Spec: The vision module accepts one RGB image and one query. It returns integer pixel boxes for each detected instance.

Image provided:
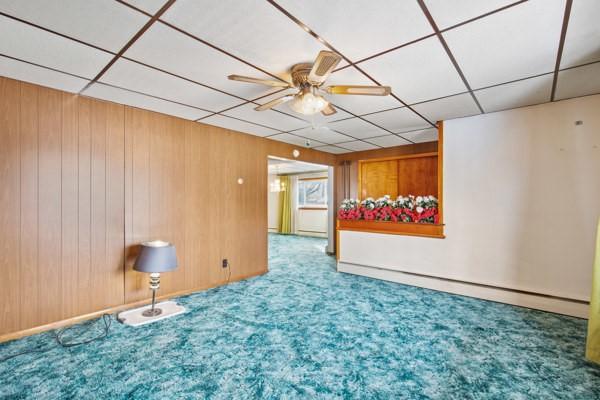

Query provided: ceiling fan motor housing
[291,63,314,88]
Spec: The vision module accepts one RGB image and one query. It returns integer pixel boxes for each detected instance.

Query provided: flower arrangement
[338,195,439,224]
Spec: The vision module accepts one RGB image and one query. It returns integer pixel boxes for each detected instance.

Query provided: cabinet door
[360,160,398,199]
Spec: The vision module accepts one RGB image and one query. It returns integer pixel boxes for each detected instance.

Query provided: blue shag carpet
[1,234,599,399]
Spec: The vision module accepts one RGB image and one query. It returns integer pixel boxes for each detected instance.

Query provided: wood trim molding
[298,207,327,210]
[358,151,438,164]
[337,219,445,239]
[0,269,267,344]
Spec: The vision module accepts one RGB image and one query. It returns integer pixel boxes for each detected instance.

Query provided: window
[298,178,327,208]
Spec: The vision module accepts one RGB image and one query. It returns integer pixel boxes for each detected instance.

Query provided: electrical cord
[0,314,112,363]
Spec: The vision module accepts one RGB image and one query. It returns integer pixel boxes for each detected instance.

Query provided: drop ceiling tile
[0,55,89,93]
[400,128,439,143]
[443,0,565,88]
[560,0,600,68]
[475,74,553,113]
[555,62,600,101]
[200,115,281,137]
[362,107,431,133]
[268,133,325,148]
[325,67,401,115]
[100,58,240,112]
[275,0,432,61]
[223,103,308,131]
[125,22,281,100]
[162,0,330,77]
[412,93,480,123]
[338,140,379,151]
[121,0,168,14]
[327,117,389,139]
[83,83,210,120]
[424,0,518,30]
[314,145,351,154]
[360,36,467,104]
[0,15,112,78]
[0,0,149,52]
[365,135,412,148]
[292,126,355,144]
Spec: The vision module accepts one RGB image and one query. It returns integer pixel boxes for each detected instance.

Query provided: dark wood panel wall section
[0,77,336,339]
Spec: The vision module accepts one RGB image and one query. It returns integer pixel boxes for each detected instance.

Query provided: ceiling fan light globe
[289,92,328,115]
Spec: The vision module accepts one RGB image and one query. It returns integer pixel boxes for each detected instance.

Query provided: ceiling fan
[228,51,391,116]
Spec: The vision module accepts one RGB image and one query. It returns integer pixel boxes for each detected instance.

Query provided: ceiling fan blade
[254,95,295,111]
[308,51,342,85]
[321,103,337,116]
[228,75,290,88]
[325,85,391,96]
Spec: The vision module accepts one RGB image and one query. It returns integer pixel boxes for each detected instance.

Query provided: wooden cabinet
[359,153,438,199]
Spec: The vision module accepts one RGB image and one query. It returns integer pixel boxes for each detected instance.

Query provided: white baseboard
[337,262,589,318]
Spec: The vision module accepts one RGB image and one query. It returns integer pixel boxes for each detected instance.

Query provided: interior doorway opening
[267,156,335,256]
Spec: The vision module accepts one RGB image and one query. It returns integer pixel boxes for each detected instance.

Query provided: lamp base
[117,301,185,327]
[142,308,163,317]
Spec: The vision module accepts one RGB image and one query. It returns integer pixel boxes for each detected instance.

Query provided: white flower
[416,196,423,203]
[416,206,424,213]
[429,195,435,201]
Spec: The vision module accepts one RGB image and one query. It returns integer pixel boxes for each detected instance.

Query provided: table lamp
[117,240,185,326]
[134,240,178,317]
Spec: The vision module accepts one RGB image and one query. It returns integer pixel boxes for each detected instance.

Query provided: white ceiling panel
[268,133,325,148]
[555,62,600,101]
[275,0,432,61]
[0,15,112,78]
[365,135,412,148]
[83,83,211,120]
[338,140,379,151]
[412,93,480,123]
[100,58,240,112]
[400,128,439,143]
[314,145,350,154]
[125,22,281,100]
[475,74,553,113]
[327,117,390,139]
[325,67,401,115]
[424,0,517,30]
[0,0,149,52]
[162,0,330,77]
[200,114,281,137]
[560,0,600,68]
[444,0,565,89]
[362,107,431,133]
[122,0,169,15]
[0,55,89,93]
[292,126,355,144]
[360,36,467,104]
[223,103,308,132]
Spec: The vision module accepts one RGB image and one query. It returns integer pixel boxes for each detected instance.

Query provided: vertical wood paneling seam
[36,85,40,318]
[123,108,126,304]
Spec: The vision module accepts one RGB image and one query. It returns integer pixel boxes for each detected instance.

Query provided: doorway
[267,156,335,254]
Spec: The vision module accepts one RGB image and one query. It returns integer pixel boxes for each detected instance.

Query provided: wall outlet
[222,259,229,269]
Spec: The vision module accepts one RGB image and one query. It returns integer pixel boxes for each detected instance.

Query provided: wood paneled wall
[0,79,125,335]
[358,154,438,199]
[335,141,439,204]
[0,77,335,338]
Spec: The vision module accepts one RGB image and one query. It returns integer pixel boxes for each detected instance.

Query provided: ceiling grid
[0,0,597,153]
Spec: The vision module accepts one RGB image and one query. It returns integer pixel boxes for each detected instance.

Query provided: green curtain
[278,176,293,234]
[587,218,600,364]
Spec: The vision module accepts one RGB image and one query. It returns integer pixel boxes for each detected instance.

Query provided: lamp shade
[134,241,177,273]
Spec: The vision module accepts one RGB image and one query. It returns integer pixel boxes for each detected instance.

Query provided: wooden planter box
[337,219,445,239]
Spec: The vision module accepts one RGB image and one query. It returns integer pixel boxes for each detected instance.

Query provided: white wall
[268,174,280,232]
[339,94,600,315]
